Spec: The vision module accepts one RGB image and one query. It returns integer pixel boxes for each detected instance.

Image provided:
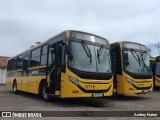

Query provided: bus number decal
[72,90,79,94]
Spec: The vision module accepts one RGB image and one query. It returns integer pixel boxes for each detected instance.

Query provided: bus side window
[41,45,48,65]
[112,51,117,72]
[12,58,17,70]
[17,56,23,69]
[7,60,12,71]
[23,56,29,70]
[30,48,41,67]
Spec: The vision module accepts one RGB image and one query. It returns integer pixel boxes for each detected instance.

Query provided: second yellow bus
[110,41,153,95]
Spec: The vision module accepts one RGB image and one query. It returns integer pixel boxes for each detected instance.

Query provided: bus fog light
[69,76,78,86]
[126,78,133,85]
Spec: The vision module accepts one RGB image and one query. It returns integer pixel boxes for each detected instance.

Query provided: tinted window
[41,55,47,65]
[41,45,48,65]
[23,56,29,70]
[31,48,41,58]
[30,48,41,67]
[156,62,160,75]
[17,56,23,69]
[12,58,17,70]
[42,45,47,55]
[7,60,12,70]
[30,57,40,66]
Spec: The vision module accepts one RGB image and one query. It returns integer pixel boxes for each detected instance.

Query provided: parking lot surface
[0,85,160,120]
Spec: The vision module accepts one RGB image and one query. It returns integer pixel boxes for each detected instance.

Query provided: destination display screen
[71,32,109,46]
[123,42,147,51]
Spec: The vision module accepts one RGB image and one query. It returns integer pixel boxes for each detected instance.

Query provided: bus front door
[46,42,65,95]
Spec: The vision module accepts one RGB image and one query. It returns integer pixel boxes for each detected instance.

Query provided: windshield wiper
[141,51,151,73]
[131,49,141,67]
[81,40,92,64]
[131,50,150,73]
[97,45,104,64]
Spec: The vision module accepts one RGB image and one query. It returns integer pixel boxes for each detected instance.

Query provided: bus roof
[9,30,109,60]
[110,41,148,51]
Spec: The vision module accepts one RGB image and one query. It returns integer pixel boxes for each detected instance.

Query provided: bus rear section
[150,56,160,87]
[110,41,153,95]
[6,30,113,101]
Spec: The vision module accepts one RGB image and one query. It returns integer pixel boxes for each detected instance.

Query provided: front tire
[41,83,51,102]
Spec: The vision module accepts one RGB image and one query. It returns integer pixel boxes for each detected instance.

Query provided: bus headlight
[69,76,78,86]
[111,80,113,86]
[126,78,133,85]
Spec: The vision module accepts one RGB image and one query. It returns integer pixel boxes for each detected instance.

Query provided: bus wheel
[41,84,51,102]
[13,81,18,94]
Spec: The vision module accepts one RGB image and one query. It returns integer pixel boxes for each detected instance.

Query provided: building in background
[0,56,9,84]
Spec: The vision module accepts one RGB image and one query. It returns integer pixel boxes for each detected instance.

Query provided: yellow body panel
[150,57,160,87]
[155,76,160,87]
[6,58,113,98]
[6,71,45,94]
[116,72,153,94]
[60,69,113,98]
[27,76,45,94]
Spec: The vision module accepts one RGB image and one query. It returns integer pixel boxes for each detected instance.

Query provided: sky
[0,0,160,57]
[148,42,160,57]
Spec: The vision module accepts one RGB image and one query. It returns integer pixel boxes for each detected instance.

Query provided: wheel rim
[43,87,48,99]
[13,83,16,92]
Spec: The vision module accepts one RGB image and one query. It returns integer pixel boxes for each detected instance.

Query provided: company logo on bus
[137,84,144,87]
[85,85,95,89]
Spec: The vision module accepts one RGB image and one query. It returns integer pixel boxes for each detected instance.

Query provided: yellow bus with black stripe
[110,41,153,95]
[6,30,113,101]
[150,56,160,87]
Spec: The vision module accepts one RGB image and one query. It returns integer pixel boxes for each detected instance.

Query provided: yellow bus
[150,56,160,87]
[110,41,153,95]
[6,30,113,101]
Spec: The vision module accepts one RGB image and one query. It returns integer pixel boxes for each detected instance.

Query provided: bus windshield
[156,62,160,75]
[68,41,111,73]
[123,50,151,74]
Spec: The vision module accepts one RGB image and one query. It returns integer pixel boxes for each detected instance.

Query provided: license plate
[143,89,149,93]
[93,93,103,97]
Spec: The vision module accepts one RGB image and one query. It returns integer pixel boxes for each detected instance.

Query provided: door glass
[48,47,55,67]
